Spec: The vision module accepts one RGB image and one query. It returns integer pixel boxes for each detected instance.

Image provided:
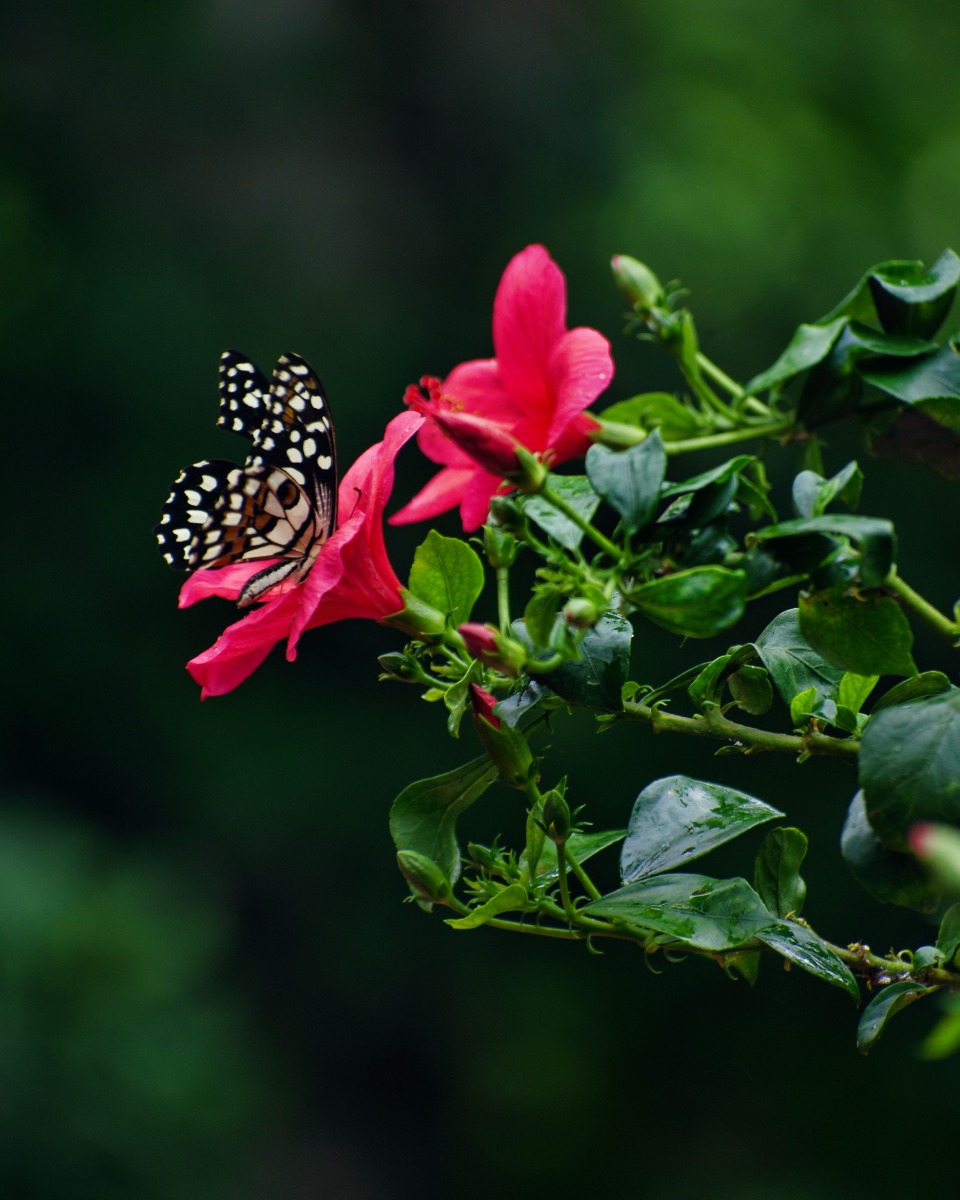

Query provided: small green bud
[542,787,571,844]
[470,686,536,789]
[377,651,422,682]
[482,522,519,569]
[396,850,453,904]
[611,254,664,311]
[488,494,527,534]
[563,597,600,629]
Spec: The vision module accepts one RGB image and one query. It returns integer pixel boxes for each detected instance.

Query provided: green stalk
[884,569,960,644]
[538,483,621,559]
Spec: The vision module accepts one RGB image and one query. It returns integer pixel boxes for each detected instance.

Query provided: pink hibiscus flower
[390,244,614,532]
[179,410,423,699]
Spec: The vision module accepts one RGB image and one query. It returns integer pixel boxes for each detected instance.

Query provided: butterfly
[155,350,338,608]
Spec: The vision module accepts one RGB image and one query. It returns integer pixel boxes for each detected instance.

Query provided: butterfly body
[155,351,338,607]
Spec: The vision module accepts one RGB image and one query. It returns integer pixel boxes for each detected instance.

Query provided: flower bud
[563,597,600,629]
[542,787,572,844]
[470,685,535,790]
[487,494,527,534]
[611,255,664,311]
[377,651,422,682]
[396,850,453,904]
[458,624,528,675]
[482,523,519,569]
[910,822,960,891]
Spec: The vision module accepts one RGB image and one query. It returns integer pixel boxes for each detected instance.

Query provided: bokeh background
[4,2,960,1196]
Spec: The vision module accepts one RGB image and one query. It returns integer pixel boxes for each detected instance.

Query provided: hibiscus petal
[545,326,614,446]
[177,560,278,608]
[492,244,566,415]
[186,587,301,698]
[389,465,475,525]
[459,467,504,532]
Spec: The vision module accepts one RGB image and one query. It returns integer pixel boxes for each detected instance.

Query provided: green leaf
[538,612,633,710]
[443,663,482,737]
[792,461,863,519]
[727,664,773,715]
[523,588,564,651]
[871,671,952,712]
[389,756,499,888]
[799,587,916,677]
[630,566,746,638]
[860,342,960,408]
[753,827,808,917]
[840,791,942,912]
[522,828,627,885]
[686,655,731,711]
[857,981,932,1054]
[585,430,667,534]
[838,672,879,714]
[600,391,702,438]
[867,249,960,338]
[743,318,847,396]
[755,609,845,707]
[859,688,960,849]
[445,884,528,929]
[936,903,960,968]
[660,455,756,499]
[585,873,775,952]
[620,775,783,884]
[520,475,600,551]
[755,921,859,1001]
[919,1003,960,1060]
[751,514,894,587]
[407,530,485,627]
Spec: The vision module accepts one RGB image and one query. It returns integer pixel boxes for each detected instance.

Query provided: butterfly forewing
[155,351,338,604]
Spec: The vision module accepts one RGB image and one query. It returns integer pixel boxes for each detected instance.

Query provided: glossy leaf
[521,475,600,551]
[799,587,916,677]
[751,514,894,587]
[871,671,951,713]
[445,884,528,929]
[743,318,847,396]
[838,672,879,714]
[840,791,941,912]
[860,343,960,409]
[408,530,485,627]
[727,664,773,715]
[390,756,499,888]
[585,873,775,952]
[538,612,633,710]
[755,609,844,707]
[867,248,960,338]
[859,688,960,849]
[600,391,702,438]
[755,921,859,1001]
[687,655,731,711]
[753,827,808,917]
[620,776,782,884]
[585,430,667,533]
[792,461,863,519]
[857,981,931,1054]
[630,566,746,638]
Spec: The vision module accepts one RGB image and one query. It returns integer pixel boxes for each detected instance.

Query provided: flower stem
[564,845,602,901]
[538,482,621,559]
[496,565,512,633]
[663,418,794,456]
[884,569,960,644]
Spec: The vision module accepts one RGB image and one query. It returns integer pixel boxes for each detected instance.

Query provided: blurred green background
[3,2,960,1196]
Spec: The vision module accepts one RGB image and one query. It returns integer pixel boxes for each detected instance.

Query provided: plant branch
[621,698,859,759]
[885,569,960,644]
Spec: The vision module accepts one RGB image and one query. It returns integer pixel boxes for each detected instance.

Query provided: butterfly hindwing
[155,352,338,604]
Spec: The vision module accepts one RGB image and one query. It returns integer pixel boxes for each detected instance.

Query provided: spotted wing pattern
[155,351,338,606]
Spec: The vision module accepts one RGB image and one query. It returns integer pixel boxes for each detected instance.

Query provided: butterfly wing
[154,351,339,602]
